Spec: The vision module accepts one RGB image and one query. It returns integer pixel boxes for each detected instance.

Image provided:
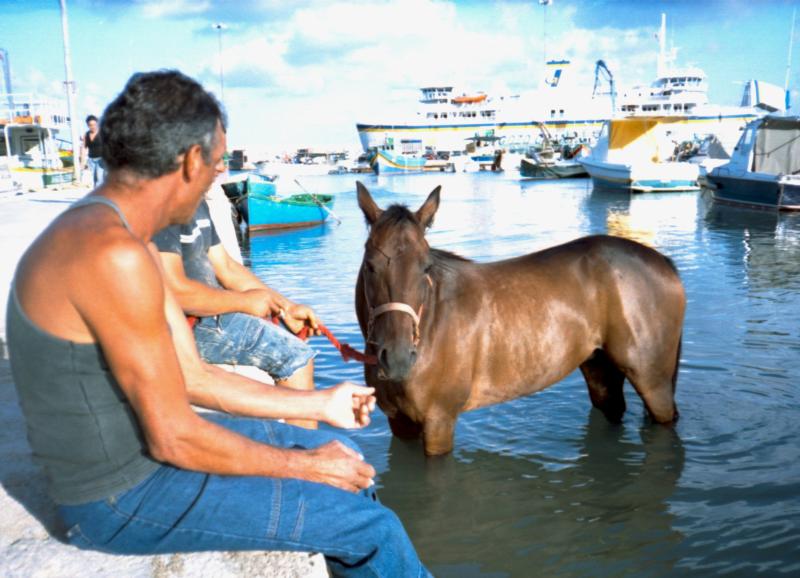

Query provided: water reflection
[701,200,800,292]
[380,410,685,578]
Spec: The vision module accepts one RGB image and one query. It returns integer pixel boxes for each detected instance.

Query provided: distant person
[81,114,104,187]
[7,69,430,578]
[152,199,321,429]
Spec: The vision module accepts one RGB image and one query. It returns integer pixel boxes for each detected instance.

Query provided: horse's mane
[373,204,472,267]
[375,203,419,227]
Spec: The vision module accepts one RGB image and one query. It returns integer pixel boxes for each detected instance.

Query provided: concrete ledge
[0,358,328,578]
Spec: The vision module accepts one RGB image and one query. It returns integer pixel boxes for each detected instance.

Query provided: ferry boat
[703,115,800,211]
[355,14,783,173]
[356,61,608,162]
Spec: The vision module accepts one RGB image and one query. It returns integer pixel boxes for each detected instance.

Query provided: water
[243,172,800,577]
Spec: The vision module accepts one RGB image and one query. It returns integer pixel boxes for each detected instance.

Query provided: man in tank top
[82,114,104,187]
[7,70,430,577]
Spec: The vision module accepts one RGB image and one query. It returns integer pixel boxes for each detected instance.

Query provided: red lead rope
[270,316,377,365]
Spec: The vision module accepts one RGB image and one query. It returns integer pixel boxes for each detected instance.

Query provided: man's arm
[207,243,320,334]
[153,244,375,429]
[159,250,281,318]
[76,238,374,492]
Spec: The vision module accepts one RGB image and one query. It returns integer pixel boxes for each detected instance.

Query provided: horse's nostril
[409,349,418,364]
[379,348,389,368]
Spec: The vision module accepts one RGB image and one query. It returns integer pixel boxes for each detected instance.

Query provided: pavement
[0,184,327,578]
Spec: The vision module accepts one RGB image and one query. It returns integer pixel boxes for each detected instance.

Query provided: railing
[0,92,71,130]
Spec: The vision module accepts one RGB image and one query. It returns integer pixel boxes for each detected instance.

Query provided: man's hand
[282,303,321,336]
[321,383,376,429]
[241,288,283,318]
[300,440,376,493]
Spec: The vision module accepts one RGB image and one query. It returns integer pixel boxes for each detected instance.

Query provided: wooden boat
[245,177,335,231]
[520,155,588,178]
[703,115,800,211]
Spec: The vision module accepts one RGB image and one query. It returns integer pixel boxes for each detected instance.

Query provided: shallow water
[244,172,800,577]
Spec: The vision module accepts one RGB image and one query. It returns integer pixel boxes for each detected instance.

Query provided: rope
[271,316,377,365]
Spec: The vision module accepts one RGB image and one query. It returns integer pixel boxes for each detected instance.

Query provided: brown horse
[355,182,686,456]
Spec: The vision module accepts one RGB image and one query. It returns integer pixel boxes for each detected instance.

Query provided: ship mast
[785,7,796,111]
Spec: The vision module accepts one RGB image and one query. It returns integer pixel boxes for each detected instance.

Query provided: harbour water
[245,172,800,577]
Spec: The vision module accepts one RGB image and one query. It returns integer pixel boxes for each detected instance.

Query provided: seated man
[7,69,430,578]
[153,191,319,428]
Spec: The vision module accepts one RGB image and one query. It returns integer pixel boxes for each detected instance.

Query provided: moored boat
[580,116,702,192]
[519,124,589,179]
[222,175,336,231]
[374,148,452,174]
[702,115,800,210]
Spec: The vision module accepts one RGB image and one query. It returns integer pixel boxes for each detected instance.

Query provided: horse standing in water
[355,183,686,456]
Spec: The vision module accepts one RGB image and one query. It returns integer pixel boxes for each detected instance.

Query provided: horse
[354,182,686,456]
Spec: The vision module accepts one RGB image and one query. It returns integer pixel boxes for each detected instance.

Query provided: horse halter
[365,274,433,348]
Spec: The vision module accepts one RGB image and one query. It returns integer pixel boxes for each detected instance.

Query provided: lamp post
[213,23,225,102]
[59,0,81,184]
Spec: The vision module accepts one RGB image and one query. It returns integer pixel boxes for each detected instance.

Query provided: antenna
[785,7,796,111]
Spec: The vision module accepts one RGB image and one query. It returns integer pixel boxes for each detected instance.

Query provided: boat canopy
[606,117,686,163]
[753,117,800,175]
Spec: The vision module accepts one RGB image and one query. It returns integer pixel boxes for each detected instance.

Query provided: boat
[579,116,703,192]
[221,175,336,231]
[357,66,607,160]
[374,145,452,174]
[519,123,589,179]
[1,50,73,190]
[1,92,73,190]
[356,14,781,163]
[702,115,800,210]
[246,177,335,231]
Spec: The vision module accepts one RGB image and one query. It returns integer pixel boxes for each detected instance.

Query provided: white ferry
[357,60,608,161]
[356,14,784,173]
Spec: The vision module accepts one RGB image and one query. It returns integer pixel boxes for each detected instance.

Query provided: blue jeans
[87,157,104,187]
[194,313,315,380]
[58,415,431,578]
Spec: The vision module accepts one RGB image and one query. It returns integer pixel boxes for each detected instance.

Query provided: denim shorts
[194,312,315,380]
[58,415,431,578]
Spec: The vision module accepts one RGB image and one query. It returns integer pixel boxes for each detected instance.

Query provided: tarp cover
[754,117,800,175]
[607,117,687,163]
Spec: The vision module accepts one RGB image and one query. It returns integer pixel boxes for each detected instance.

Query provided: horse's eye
[365,261,375,274]
[423,264,433,275]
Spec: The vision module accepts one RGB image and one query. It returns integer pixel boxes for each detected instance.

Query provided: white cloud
[140,0,211,19]
[196,0,667,151]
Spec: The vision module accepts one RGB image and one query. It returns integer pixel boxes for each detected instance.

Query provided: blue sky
[1,0,797,156]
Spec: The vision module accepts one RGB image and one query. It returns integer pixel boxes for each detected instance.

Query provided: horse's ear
[356,181,382,226]
[416,185,441,230]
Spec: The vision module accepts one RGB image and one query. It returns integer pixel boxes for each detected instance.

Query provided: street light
[213,22,226,102]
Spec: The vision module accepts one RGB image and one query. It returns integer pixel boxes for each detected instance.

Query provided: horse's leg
[580,348,626,422]
[613,341,681,424]
[388,412,423,439]
[422,410,457,456]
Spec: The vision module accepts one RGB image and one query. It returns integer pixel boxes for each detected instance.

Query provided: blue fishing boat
[374,148,452,174]
[243,176,335,231]
[703,115,800,211]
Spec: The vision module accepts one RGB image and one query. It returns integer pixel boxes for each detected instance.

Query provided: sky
[1,0,798,158]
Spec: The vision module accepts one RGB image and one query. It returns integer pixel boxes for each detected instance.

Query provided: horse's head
[357,181,440,381]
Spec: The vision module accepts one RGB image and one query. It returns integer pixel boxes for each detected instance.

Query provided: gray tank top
[6,196,159,505]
